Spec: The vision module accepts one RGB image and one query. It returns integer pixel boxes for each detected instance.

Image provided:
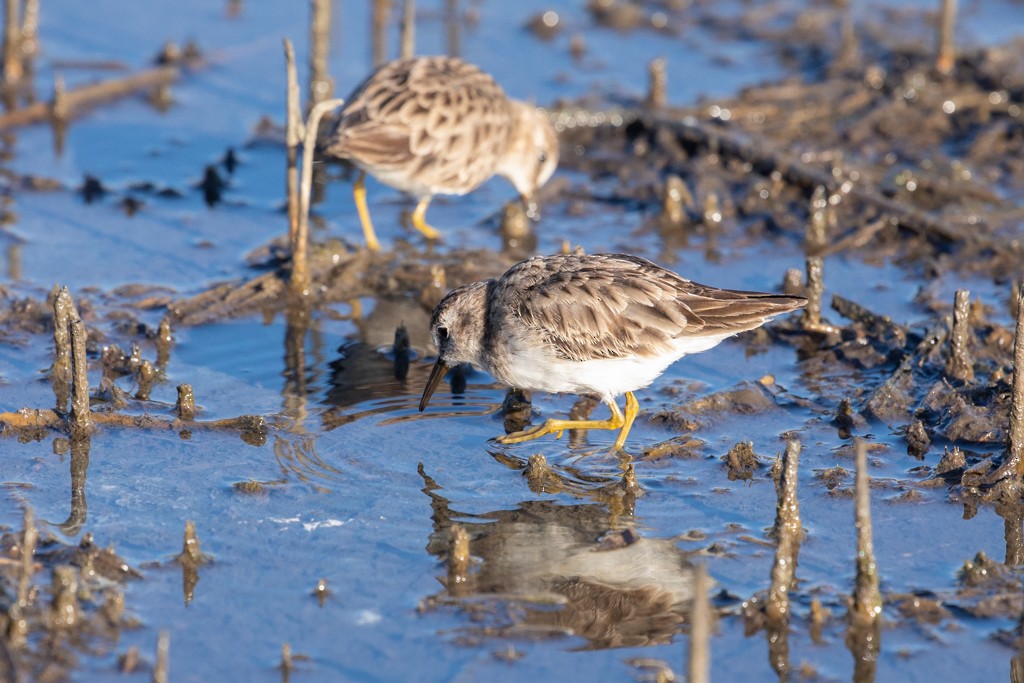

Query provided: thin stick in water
[372,0,390,66]
[309,0,334,106]
[767,439,802,626]
[69,319,92,435]
[646,57,666,109]
[52,286,75,412]
[1011,284,1024,478]
[400,0,415,60]
[851,438,882,624]
[294,97,346,294]
[2,0,22,83]
[283,39,303,253]
[945,289,974,382]
[802,256,824,328]
[935,0,957,76]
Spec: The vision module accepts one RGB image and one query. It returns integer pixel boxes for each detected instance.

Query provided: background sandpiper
[323,56,560,251]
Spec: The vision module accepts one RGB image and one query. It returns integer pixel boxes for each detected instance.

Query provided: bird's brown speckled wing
[323,57,516,194]
[500,254,805,362]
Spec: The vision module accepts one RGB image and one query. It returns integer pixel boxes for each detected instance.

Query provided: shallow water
[3,1,1024,681]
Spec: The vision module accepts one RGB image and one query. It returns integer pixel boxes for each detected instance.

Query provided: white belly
[492,332,734,401]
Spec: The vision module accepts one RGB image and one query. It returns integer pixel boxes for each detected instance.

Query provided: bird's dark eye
[437,326,449,342]
[538,152,548,164]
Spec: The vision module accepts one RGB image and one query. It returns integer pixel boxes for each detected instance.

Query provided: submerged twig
[0,406,266,434]
[0,66,180,130]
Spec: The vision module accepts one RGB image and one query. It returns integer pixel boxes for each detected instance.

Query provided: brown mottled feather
[324,57,516,196]
[496,254,805,362]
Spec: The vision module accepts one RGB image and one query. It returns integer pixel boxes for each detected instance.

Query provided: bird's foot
[410,210,442,240]
[496,417,622,445]
[496,419,564,444]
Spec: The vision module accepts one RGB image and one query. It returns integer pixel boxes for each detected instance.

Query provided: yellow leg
[411,196,442,240]
[353,172,382,252]
[497,394,638,448]
[613,392,640,451]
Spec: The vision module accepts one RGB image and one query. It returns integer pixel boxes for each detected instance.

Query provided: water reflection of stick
[688,563,711,683]
[9,506,37,647]
[0,65,179,130]
[447,524,471,597]
[58,434,90,537]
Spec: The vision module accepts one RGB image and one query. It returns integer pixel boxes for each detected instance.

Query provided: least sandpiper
[323,56,559,251]
[419,253,806,450]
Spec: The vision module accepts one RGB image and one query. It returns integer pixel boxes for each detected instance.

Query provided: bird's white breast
[490,331,735,401]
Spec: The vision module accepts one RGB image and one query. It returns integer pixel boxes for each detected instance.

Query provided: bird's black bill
[419,359,451,412]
